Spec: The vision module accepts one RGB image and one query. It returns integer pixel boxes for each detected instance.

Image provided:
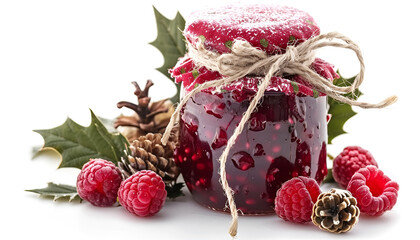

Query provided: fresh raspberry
[333,146,378,188]
[118,170,167,217]
[76,159,122,207]
[347,165,399,216]
[274,176,321,223]
[185,5,319,54]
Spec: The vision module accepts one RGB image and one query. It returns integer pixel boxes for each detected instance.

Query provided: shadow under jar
[174,89,328,214]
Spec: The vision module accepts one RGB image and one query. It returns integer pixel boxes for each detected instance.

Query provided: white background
[1,0,419,239]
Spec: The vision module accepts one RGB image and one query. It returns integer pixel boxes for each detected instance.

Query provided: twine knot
[162,32,397,238]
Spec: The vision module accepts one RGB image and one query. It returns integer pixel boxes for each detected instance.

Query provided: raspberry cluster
[76,159,122,207]
[77,159,167,216]
[347,165,399,216]
[334,147,399,216]
[274,146,399,230]
[118,170,167,217]
[274,176,321,223]
[333,146,378,188]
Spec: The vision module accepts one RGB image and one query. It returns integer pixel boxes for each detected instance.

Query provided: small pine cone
[312,189,360,233]
[118,132,179,184]
[115,80,175,142]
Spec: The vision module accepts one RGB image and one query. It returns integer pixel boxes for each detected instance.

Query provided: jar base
[191,195,276,216]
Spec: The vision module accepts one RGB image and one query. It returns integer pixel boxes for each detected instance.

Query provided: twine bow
[162,32,397,238]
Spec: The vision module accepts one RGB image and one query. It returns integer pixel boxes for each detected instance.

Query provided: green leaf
[165,182,185,199]
[313,89,319,98]
[290,81,299,94]
[327,72,362,144]
[34,110,130,169]
[191,69,199,79]
[198,35,206,42]
[260,38,268,48]
[225,40,233,49]
[31,145,59,159]
[149,6,186,104]
[322,168,336,184]
[97,116,117,133]
[26,182,80,202]
[288,35,296,44]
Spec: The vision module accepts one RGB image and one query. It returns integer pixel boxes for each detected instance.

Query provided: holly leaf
[34,109,130,169]
[327,72,362,144]
[165,182,185,199]
[149,6,186,103]
[97,116,117,133]
[26,182,80,202]
[322,168,336,184]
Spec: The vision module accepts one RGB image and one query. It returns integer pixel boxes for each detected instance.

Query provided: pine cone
[115,80,174,142]
[312,189,360,233]
[118,133,179,184]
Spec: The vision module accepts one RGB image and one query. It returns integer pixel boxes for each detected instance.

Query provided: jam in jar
[174,87,328,214]
[171,5,337,214]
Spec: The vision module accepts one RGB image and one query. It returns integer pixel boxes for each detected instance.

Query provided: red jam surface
[175,91,328,214]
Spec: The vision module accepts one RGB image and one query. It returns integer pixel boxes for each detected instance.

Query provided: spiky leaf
[34,110,130,169]
[97,116,117,133]
[26,182,80,202]
[165,182,185,199]
[322,168,336,184]
[327,73,362,144]
[149,6,186,103]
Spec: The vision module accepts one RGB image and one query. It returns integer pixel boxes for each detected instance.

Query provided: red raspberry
[76,159,122,207]
[118,170,167,217]
[274,176,321,223]
[347,165,399,216]
[333,146,378,188]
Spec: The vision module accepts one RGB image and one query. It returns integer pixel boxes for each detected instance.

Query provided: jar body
[174,90,328,214]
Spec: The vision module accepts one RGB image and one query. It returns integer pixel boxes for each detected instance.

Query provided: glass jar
[171,4,333,215]
[174,87,328,214]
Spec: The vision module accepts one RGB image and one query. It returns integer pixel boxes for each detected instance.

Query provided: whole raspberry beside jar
[333,146,378,188]
[347,165,399,216]
[274,176,321,223]
[118,170,167,217]
[76,159,122,207]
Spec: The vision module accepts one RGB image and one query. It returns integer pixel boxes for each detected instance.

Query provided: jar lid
[184,5,320,54]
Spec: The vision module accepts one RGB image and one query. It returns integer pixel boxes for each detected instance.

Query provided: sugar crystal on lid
[185,5,319,54]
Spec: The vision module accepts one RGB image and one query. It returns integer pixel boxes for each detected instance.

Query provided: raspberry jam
[175,90,328,214]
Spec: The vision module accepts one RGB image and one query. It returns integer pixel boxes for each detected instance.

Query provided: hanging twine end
[229,221,238,238]
[386,95,398,106]
[358,95,398,109]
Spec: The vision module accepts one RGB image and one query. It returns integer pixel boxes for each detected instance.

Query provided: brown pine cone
[118,132,179,184]
[312,189,360,233]
[115,80,174,142]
